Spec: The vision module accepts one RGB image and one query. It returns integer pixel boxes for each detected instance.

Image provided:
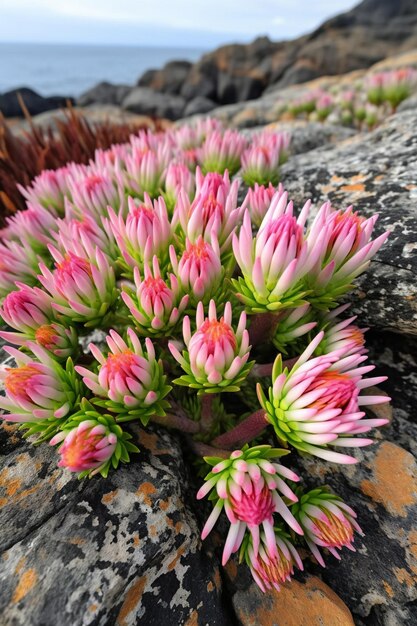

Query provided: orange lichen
[13,569,38,603]
[136,482,157,506]
[116,576,146,626]
[361,442,417,517]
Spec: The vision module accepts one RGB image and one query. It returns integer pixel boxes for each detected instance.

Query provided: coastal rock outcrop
[77,82,132,108]
[122,87,186,120]
[0,87,74,118]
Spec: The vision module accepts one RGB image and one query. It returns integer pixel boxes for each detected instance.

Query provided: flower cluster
[0,116,391,593]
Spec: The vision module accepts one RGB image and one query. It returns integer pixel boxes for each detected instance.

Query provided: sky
[0,0,358,48]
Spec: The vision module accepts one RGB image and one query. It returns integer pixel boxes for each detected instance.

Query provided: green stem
[211,409,268,450]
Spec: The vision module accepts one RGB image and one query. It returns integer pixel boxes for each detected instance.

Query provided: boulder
[138,60,192,95]
[180,71,217,102]
[293,439,417,626]
[183,96,216,117]
[77,81,131,107]
[0,88,74,118]
[280,108,417,335]
[0,424,231,626]
[216,73,264,105]
[122,88,185,120]
[137,68,159,88]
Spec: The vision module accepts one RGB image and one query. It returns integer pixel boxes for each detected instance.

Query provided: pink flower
[245,530,303,592]
[173,168,242,254]
[67,168,123,219]
[121,256,189,335]
[0,284,54,338]
[18,167,71,216]
[242,183,279,228]
[38,246,117,326]
[197,446,302,565]
[305,203,389,305]
[198,129,247,176]
[257,332,390,464]
[0,343,78,422]
[293,488,363,566]
[241,131,290,187]
[0,203,58,251]
[232,190,317,312]
[50,419,117,474]
[122,140,170,198]
[75,328,170,423]
[109,195,172,271]
[0,238,44,298]
[164,162,195,211]
[169,300,252,392]
[170,236,222,304]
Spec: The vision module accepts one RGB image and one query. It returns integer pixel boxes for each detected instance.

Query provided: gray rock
[397,93,417,112]
[122,88,185,120]
[0,424,230,626]
[136,61,191,96]
[216,73,264,105]
[183,96,216,117]
[77,81,132,107]
[280,108,417,334]
[293,438,417,626]
[137,68,159,88]
[180,72,217,102]
[0,87,74,118]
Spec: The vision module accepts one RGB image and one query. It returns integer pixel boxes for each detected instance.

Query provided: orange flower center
[56,254,92,278]
[106,350,137,377]
[183,238,211,263]
[5,365,39,399]
[315,511,354,547]
[35,325,57,348]
[62,430,102,467]
[199,318,236,351]
[142,276,169,303]
[257,550,293,585]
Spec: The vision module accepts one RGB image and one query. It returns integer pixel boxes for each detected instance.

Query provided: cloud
[0,0,358,45]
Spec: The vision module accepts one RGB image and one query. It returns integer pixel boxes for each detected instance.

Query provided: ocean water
[0,42,206,98]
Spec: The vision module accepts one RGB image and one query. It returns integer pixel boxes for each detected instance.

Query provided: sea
[0,42,207,98]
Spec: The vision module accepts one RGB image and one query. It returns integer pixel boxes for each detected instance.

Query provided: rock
[397,93,417,112]
[293,440,417,626]
[365,330,417,455]
[77,81,132,107]
[175,0,417,109]
[217,73,264,105]
[233,576,355,626]
[0,88,74,119]
[138,60,192,95]
[122,88,185,120]
[0,425,230,626]
[180,71,217,102]
[137,69,159,88]
[183,96,216,117]
[280,108,417,334]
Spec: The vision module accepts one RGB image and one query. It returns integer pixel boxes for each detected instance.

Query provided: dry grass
[0,102,167,225]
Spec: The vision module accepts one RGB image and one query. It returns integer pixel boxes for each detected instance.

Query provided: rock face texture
[0,425,231,626]
[279,108,417,335]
